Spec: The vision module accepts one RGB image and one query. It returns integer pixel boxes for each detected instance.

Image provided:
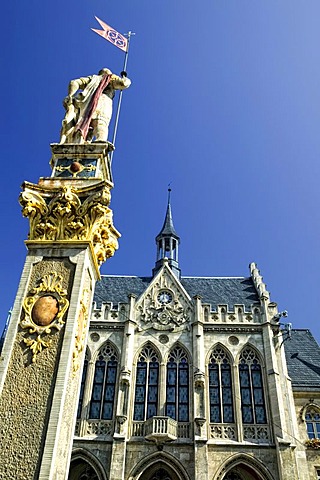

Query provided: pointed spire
[156,187,179,239]
[153,187,181,278]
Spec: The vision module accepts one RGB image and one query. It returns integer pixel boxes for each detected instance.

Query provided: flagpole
[110,31,134,164]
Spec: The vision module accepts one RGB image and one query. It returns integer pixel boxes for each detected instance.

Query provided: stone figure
[60,68,131,144]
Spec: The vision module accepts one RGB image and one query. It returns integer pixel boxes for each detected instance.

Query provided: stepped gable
[285,329,320,391]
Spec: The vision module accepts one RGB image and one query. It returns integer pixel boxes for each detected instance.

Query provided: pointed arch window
[77,356,88,418]
[209,347,234,423]
[166,346,189,421]
[305,406,320,439]
[89,343,118,420]
[133,345,160,421]
[239,348,267,424]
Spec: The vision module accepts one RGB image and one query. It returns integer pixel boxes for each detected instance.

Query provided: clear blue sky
[2,1,320,341]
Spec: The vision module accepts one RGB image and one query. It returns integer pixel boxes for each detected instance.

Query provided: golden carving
[24,335,51,361]
[20,185,119,266]
[20,272,69,362]
[73,288,89,376]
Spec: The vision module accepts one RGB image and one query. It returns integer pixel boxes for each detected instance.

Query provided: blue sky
[2,1,320,341]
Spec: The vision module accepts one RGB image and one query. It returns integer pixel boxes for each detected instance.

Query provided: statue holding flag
[60,68,131,144]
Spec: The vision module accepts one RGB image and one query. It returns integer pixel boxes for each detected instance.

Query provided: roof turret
[153,188,181,278]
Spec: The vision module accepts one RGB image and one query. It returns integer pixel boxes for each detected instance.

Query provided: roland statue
[60,68,131,144]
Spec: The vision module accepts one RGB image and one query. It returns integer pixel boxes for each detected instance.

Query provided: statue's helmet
[99,68,112,75]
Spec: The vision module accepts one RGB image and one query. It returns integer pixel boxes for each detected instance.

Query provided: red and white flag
[92,17,128,52]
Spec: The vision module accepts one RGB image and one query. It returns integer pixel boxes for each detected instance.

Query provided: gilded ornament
[20,184,120,266]
[73,288,90,376]
[20,272,69,362]
[24,335,51,363]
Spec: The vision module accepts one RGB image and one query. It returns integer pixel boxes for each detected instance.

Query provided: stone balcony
[144,416,178,443]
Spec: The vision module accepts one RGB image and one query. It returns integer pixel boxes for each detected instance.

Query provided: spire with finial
[153,187,181,278]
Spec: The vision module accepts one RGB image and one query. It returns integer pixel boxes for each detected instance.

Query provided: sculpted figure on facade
[60,68,131,144]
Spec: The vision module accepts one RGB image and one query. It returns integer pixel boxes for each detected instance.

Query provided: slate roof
[284,330,320,391]
[156,203,179,239]
[93,275,260,311]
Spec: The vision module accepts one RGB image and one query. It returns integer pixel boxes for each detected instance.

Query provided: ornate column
[0,142,120,479]
[192,295,209,480]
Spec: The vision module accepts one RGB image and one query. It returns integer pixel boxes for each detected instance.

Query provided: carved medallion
[20,272,69,362]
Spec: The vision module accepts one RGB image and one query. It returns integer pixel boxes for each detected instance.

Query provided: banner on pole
[92,16,128,52]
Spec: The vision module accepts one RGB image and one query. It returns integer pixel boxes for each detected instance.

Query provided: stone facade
[70,260,320,480]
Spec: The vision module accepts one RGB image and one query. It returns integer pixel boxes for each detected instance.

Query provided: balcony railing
[144,416,178,443]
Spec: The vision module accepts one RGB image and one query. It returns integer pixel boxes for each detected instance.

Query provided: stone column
[0,143,120,479]
[192,295,208,480]
[108,295,136,480]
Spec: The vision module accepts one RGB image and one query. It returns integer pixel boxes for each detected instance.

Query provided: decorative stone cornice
[20,182,120,267]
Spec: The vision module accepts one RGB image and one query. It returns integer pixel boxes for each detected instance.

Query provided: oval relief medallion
[32,295,59,326]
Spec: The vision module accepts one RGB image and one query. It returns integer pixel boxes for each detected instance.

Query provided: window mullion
[100,362,107,418]
[219,364,223,423]
[176,363,179,421]
[249,364,255,424]
[144,361,149,421]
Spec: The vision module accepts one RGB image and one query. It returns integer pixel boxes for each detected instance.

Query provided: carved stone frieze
[136,269,192,332]
[20,272,69,362]
[20,183,120,266]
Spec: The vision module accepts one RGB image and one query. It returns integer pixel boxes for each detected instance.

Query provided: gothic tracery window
[305,406,320,439]
[239,347,267,424]
[133,344,160,421]
[209,346,234,423]
[89,343,118,420]
[166,346,189,422]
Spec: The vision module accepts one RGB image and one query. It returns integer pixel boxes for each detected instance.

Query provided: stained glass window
[133,345,159,421]
[166,346,189,422]
[77,357,88,418]
[305,406,320,439]
[89,343,118,420]
[209,347,234,423]
[239,347,267,424]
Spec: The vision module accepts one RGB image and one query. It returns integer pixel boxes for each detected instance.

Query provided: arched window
[166,346,189,421]
[209,346,234,423]
[77,356,88,418]
[133,344,159,421]
[305,406,320,439]
[239,348,267,424]
[68,458,99,480]
[89,343,118,420]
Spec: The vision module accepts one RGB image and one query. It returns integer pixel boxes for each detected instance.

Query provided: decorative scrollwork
[20,272,69,362]
[20,184,120,266]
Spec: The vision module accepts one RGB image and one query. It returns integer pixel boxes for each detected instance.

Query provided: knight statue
[60,68,131,144]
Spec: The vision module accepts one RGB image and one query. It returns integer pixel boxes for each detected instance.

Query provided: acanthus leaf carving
[20,184,120,266]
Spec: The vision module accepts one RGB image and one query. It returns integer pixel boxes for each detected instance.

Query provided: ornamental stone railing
[210,423,237,440]
[144,416,178,442]
[85,419,114,437]
[243,424,271,443]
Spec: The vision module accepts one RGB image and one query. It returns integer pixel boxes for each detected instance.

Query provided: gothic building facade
[69,196,320,480]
